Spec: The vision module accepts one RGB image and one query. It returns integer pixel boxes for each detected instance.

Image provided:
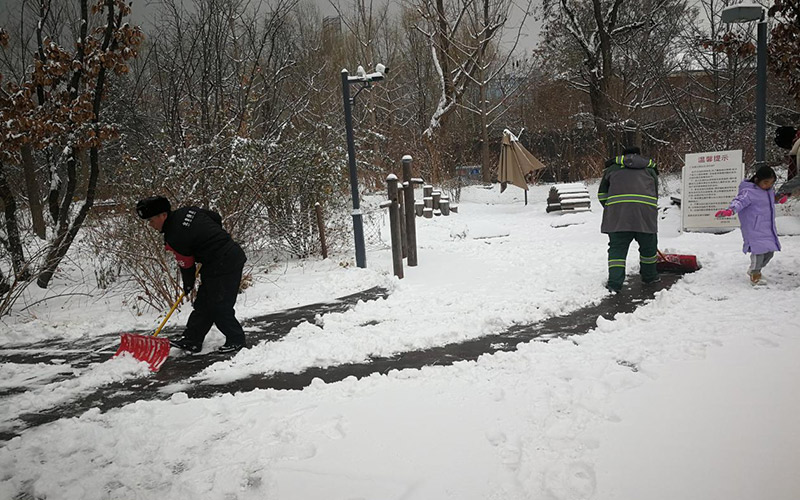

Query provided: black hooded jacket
[161,207,245,286]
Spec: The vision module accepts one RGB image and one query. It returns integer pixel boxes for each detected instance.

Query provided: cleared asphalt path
[0,276,680,442]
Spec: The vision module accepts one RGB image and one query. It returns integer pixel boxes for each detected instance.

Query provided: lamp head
[721,4,765,23]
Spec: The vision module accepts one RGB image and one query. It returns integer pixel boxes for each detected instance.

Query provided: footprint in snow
[543,461,597,500]
[754,337,780,348]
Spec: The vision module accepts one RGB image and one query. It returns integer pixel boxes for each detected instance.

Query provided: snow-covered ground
[1,179,799,500]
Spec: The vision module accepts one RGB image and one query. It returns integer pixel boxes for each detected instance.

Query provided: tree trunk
[37,143,99,288]
[77,147,91,201]
[480,80,492,183]
[0,161,29,280]
[37,0,110,288]
[47,151,61,224]
[0,266,9,296]
[424,133,443,184]
[589,0,620,157]
[588,76,613,156]
[20,145,47,239]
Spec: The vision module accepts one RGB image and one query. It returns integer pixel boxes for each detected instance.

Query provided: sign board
[455,165,481,180]
[456,165,481,176]
[681,150,744,232]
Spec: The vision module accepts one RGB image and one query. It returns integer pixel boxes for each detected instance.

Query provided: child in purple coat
[715,166,788,284]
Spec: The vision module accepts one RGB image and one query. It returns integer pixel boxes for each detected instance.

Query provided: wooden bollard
[398,184,407,259]
[314,202,328,259]
[424,197,433,209]
[423,185,433,199]
[386,174,404,279]
[440,198,450,216]
[432,191,441,210]
[423,207,433,219]
[415,201,424,216]
[401,155,418,266]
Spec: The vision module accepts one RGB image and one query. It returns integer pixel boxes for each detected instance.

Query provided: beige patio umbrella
[496,129,546,204]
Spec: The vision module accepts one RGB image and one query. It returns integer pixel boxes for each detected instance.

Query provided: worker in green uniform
[598,146,660,292]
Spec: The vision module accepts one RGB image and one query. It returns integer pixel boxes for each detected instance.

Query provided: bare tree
[606,0,688,153]
[410,0,519,181]
[0,0,142,305]
[330,0,406,184]
[641,0,763,161]
[769,0,800,104]
[539,0,677,154]
[455,0,534,182]
[83,0,358,308]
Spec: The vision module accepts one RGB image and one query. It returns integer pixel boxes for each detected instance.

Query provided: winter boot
[169,337,202,353]
[217,342,246,353]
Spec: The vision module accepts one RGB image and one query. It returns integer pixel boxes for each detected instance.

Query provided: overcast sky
[128,0,542,53]
[0,0,540,58]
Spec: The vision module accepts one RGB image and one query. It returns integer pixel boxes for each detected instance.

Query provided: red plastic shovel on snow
[656,249,701,273]
[114,292,185,372]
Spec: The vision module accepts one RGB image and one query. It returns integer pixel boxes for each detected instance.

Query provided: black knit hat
[136,196,171,219]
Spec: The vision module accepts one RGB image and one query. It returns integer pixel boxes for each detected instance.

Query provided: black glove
[180,266,196,295]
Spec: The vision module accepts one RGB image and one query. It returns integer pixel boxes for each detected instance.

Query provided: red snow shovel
[656,249,701,274]
[114,291,185,372]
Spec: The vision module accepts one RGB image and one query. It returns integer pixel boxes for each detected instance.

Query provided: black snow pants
[183,244,247,347]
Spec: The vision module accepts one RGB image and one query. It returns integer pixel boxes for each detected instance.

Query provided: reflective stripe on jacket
[598,154,659,234]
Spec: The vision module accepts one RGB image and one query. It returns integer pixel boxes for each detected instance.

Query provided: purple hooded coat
[729,179,781,255]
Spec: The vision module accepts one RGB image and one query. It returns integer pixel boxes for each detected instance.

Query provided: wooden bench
[546,183,591,213]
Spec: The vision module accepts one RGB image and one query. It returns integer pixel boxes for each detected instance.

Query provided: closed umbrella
[496,129,545,204]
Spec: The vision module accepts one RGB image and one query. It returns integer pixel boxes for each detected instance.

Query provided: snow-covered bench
[546,183,591,213]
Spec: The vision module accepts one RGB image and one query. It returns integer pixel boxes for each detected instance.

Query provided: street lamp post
[341,64,387,269]
[722,4,768,168]
[755,19,767,168]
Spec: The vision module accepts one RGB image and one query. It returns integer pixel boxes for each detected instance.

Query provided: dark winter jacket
[728,180,781,255]
[598,153,659,234]
[161,207,246,288]
[778,175,800,195]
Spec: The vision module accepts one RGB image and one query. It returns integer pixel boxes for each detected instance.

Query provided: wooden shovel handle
[152,264,201,338]
[153,293,184,338]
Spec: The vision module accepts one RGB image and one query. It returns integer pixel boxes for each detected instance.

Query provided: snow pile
[1,355,151,434]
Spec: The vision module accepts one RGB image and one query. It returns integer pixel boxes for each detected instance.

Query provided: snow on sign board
[681,149,744,233]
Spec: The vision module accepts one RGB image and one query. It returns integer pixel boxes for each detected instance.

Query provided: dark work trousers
[607,231,659,291]
[183,252,246,347]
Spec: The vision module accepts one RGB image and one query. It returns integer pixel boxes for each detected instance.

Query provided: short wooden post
[415,201,424,216]
[423,185,433,199]
[432,191,441,210]
[423,207,433,218]
[401,155,418,266]
[440,198,450,216]
[314,202,328,259]
[387,174,404,279]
